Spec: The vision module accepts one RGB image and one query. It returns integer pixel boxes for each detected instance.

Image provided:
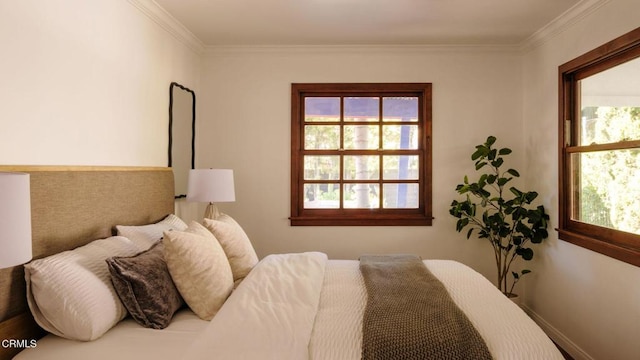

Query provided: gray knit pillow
[106,241,183,329]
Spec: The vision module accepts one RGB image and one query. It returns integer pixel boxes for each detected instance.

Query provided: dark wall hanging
[168,82,195,198]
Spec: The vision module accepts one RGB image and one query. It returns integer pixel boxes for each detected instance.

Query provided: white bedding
[183,252,327,360]
[309,259,564,360]
[16,253,563,360]
[14,310,208,360]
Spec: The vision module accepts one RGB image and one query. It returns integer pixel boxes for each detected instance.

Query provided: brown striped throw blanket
[360,254,493,360]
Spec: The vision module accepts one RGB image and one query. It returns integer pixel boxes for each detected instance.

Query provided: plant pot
[506,293,521,307]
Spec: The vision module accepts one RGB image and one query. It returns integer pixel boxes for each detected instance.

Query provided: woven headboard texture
[0,166,174,360]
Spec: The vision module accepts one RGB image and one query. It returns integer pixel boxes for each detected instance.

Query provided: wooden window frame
[558,27,640,266]
[290,83,432,226]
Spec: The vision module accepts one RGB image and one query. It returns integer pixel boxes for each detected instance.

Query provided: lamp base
[204,202,222,220]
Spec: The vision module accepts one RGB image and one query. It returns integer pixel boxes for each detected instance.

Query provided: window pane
[383,97,418,122]
[344,125,379,149]
[382,125,418,149]
[305,97,340,122]
[579,106,640,145]
[383,183,419,209]
[344,184,379,209]
[304,156,340,180]
[344,156,379,180]
[571,150,640,235]
[383,155,419,180]
[304,125,340,149]
[304,183,340,209]
[344,97,379,122]
[579,57,640,144]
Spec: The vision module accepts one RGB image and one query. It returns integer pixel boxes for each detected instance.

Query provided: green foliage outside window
[579,106,640,235]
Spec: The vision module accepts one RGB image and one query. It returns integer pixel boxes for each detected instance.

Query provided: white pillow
[163,221,233,320]
[203,214,258,284]
[116,214,187,251]
[24,236,140,341]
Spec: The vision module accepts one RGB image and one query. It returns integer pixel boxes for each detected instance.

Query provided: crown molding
[128,0,610,57]
[520,0,611,53]
[127,0,205,55]
[204,43,521,57]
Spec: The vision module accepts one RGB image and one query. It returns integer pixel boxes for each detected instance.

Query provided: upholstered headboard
[0,166,175,360]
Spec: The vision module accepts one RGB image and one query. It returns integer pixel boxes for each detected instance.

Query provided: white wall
[0,0,201,166]
[522,0,640,359]
[199,46,525,280]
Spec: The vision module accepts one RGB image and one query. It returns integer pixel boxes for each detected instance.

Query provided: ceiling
[154,0,583,46]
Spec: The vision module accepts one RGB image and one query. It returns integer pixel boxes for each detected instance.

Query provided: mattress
[14,310,207,360]
[15,255,563,360]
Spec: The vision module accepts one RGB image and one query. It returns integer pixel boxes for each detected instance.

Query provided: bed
[0,166,564,360]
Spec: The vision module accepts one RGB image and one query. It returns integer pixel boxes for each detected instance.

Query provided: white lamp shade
[0,172,32,268]
[187,169,236,203]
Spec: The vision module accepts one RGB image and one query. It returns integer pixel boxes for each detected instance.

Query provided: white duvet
[184,252,563,360]
[16,253,564,360]
[183,252,328,360]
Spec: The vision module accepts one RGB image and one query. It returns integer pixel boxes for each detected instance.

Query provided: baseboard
[521,305,594,360]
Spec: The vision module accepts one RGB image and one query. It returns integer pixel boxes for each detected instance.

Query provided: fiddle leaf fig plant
[449,136,549,297]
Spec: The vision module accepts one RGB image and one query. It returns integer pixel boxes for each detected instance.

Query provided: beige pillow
[116,214,188,251]
[203,214,259,284]
[163,221,233,320]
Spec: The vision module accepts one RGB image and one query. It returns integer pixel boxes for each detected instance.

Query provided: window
[559,27,640,266]
[290,83,432,226]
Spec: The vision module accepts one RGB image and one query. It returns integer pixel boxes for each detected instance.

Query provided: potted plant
[449,136,549,300]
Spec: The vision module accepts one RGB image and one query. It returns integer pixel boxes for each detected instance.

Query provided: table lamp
[0,172,32,269]
[187,169,235,219]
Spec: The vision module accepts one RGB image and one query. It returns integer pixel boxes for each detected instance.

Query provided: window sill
[557,228,640,267]
[290,215,433,226]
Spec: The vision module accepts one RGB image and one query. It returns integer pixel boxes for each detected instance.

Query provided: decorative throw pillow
[106,241,183,329]
[203,214,258,284]
[163,221,233,320]
[116,214,188,251]
[24,236,140,341]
